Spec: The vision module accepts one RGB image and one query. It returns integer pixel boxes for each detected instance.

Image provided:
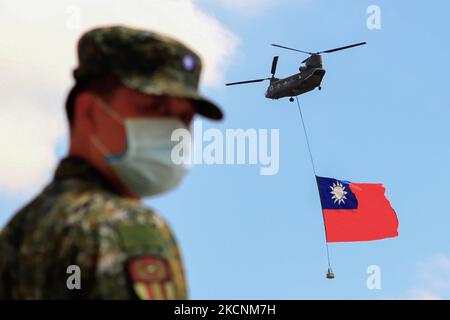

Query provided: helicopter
[225,42,366,102]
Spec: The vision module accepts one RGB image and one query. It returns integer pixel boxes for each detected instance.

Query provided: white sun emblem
[330,181,348,205]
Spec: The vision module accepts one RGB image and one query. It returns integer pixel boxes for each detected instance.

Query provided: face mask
[91,102,191,198]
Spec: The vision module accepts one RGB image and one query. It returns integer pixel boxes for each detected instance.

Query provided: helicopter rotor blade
[225,78,271,86]
[271,56,279,76]
[271,44,312,55]
[317,42,366,54]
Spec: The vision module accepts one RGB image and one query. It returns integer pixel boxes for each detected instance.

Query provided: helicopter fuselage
[265,67,326,99]
[226,42,366,99]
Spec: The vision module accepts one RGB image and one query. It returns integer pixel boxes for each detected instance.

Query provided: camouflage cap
[73,25,223,120]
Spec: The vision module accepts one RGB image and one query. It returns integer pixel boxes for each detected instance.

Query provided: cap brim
[191,97,223,120]
[119,75,224,121]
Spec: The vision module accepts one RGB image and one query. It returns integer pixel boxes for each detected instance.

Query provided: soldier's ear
[73,92,97,136]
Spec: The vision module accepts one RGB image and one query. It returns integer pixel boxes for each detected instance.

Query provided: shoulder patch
[126,256,176,300]
[117,224,168,256]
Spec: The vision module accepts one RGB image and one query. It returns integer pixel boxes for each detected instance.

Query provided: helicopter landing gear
[289,97,294,102]
[318,86,322,91]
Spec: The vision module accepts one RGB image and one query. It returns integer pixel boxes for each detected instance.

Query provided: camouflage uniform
[0,157,187,299]
[0,26,223,299]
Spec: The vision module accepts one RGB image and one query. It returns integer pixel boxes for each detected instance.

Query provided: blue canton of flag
[316,176,358,210]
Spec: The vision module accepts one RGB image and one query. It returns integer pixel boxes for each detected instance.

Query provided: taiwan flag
[316,176,399,243]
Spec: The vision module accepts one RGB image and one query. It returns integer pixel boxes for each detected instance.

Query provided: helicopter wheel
[318,86,322,91]
[289,97,294,102]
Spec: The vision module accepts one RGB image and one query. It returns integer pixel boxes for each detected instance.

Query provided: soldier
[0,25,223,299]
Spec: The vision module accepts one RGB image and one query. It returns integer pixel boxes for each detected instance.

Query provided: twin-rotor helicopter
[226,42,366,102]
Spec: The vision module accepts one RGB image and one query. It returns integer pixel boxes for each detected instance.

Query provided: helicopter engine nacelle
[305,54,323,68]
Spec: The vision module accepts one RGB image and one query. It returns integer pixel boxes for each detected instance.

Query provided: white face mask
[91,102,191,198]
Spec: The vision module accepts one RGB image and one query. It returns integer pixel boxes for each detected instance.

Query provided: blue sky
[1,0,450,299]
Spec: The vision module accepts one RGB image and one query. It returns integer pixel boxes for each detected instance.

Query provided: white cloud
[214,0,278,13]
[201,0,313,16]
[0,99,65,194]
[417,253,450,292]
[404,254,450,300]
[0,0,238,195]
[407,289,442,300]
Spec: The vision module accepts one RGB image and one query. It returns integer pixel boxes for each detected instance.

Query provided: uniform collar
[54,156,117,193]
